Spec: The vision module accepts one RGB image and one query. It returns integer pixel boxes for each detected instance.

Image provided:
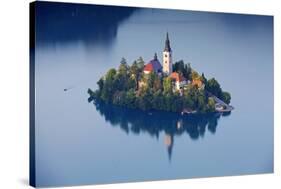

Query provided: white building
[162,32,173,75]
[169,72,187,91]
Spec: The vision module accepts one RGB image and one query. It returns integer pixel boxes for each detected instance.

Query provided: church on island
[141,33,203,91]
[87,32,233,115]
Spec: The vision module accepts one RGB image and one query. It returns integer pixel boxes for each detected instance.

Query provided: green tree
[173,60,192,80]
[171,92,184,112]
[164,93,173,111]
[125,89,136,108]
[163,77,173,94]
[191,71,199,80]
[221,91,231,104]
[185,63,192,80]
[115,73,126,91]
[127,77,136,90]
[136,56,145,70]
[101,82,113,103]
[201,73,207,84]
[183,95,195,110]
[105,68,116,81]
[112,91,126,105]
[152,90,163,110]
[97,78,104,91]
[189,85,199,100]
[100,68,117,103]
[173,60,185,73]
[153,76,162,92]
[129,61,139,88]
[137,87,152,111]
[197,91,206,112]
[206,78,222,97]
[207,97,216,112]
[146,72,157,89]
[115,58,130,91]
[118,57,129,76]
[130,61,139,77]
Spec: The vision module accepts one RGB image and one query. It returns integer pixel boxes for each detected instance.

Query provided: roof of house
[144,54,162,72]
[192,78,203,87]
[144,63,153,72]
[169,72,186,82]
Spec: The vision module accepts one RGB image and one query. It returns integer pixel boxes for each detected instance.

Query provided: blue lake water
[34,2,273,187]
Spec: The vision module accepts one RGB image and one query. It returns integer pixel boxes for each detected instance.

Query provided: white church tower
[163,32,173,75]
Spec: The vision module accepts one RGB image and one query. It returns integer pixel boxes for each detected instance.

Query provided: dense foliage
[89,58,231,113]
[172,60,192,80]
[205,78,231,104]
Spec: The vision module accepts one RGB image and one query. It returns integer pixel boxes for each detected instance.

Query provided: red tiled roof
[169,72,185,82]
[144,63,154,72]
[143,58,162,73]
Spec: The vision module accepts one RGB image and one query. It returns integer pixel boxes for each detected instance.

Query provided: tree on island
[163,77,173,94]
[136,56,145,70]
[205,78,231,105]
[173,60,192,80]
[89,57,231,113]
[201,73,207,85]
[221,91,231,104]
[206,78,222,97]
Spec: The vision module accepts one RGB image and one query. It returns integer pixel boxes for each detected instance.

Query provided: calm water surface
[34,3,273,187]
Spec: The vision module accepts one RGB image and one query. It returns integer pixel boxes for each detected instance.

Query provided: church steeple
[163,32,173,75]
[164,32,171,52]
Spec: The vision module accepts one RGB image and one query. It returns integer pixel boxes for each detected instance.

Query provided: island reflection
[89,98,231,160]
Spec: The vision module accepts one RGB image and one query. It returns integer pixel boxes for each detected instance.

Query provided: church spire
[154,52,158,60]
[164,32,171,52]
[163,32,173,75]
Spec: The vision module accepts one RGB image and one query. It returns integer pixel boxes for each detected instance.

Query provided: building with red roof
[143,53,162,75]
[169,72,187,90]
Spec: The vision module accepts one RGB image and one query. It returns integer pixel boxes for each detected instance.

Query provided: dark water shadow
[35,2,137,47]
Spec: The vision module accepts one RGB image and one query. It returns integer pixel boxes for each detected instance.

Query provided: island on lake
[88,33,233,114]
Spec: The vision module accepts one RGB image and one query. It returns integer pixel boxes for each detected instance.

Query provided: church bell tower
[163,32,173,75]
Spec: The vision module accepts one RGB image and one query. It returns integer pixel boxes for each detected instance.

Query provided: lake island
[88,33,233,114]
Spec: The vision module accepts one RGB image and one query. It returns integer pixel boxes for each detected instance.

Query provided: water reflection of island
[90,99,231,161]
